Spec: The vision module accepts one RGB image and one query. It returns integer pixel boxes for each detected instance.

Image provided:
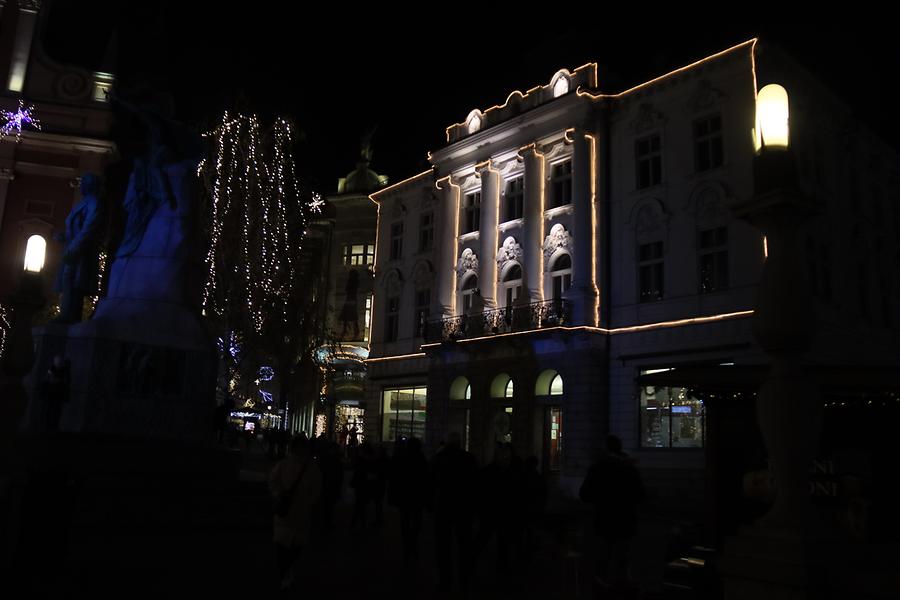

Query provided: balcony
[424,299,571,343]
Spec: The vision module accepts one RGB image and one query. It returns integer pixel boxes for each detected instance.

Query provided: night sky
[41,5,897,194]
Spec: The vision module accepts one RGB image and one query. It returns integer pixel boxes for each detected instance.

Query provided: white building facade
[366,40,900,510]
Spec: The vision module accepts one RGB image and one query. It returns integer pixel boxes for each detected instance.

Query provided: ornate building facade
[0,1,114,301]
[367,39,900,514]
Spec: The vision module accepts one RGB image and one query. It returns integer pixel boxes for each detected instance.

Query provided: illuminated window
[390,222,403,260]
[382,386,427,442]
[463,191,481,234]
[638,241,664,302]
[694,114,723,172]
[639,373,705,448]
[504,177,524,221]
[548,407,563,471]
[465,384,471,400]
[698,227,728,294]
[343,243,374,266]
[419,212,434,252]
[385,296,400,342]
[550,160,572,208]
[552,76,569,98]
[414,288,430,338]
[635,135,661,189]
[550,373,563,396]
[551,253,572,301]
[505,379,514,398]
[363,294,372,342]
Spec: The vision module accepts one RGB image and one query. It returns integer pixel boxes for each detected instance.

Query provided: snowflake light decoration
[1,100,41,141]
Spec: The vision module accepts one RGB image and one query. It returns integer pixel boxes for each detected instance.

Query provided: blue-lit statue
[53,173,102,323]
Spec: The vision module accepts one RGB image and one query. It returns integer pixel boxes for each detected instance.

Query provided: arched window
[550,373,563,396]
[550,253,571,301]
[461,274,478,313]
[535,369,563,396]
[450,376,470,401]
[490,373,513,399]
[501,263,523,308]
[23,234,46,273]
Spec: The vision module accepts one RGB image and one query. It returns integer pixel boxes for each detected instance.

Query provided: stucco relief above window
[456,248,479,280]
[543,224,572,269]
[496,236,523,278]
[382,269,404,296]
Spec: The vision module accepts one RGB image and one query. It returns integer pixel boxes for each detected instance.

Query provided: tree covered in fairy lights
[198,112,328,418]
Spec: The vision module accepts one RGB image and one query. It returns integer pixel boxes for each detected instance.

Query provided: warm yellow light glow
[365,352,427,364]
[763,236,768,259]
[419,310,754,348]
[445,63,598,141]
[753,83,789,152]
[576,39,757,100]
[585,133,599,326]
[369,169,433,200]
[23,234,46,272]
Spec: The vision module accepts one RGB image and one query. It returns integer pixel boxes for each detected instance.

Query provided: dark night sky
[40,5,898,194]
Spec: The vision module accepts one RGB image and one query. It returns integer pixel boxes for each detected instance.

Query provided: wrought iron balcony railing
[424,299,571,343]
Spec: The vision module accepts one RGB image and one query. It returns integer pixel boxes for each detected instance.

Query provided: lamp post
[722,84,827,597]
[1,235,47,441]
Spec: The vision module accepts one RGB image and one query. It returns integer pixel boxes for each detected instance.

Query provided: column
[478,163,500,308]
[522,148,544,302]
[435,176,459,317]
[571,130,598,325]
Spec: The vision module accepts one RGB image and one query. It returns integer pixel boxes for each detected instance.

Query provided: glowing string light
[0,100,41,141]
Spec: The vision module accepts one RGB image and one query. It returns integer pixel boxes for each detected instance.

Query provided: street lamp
[753,84,790,152]
[23,234,46,273]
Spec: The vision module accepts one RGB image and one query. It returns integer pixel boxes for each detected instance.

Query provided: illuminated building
[0,2,114,301]
[369,38,899,516]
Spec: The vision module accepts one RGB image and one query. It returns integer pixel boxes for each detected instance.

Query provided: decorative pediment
[543,224,572,269]
[687,79,726,113]
[543,141,569,162]
[382,269,404,297]
[412,259,434,289]
[496,236,523,277]
[456,248,478,278]
[630,103,666,135]
[391,199,408,218]
[685,181,732,220]
[628,197,670,242]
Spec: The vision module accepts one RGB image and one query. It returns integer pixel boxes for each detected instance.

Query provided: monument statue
[53,173,101,324]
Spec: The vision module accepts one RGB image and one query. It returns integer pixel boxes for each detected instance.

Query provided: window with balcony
[461,274,478,314]
[414,288,430,338]
[550,253,572,301]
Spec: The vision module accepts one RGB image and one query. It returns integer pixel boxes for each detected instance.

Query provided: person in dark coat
[580,434,645,588]
[350,441,386,529]
[388,437,430,562]
[431,432,477,592]
[41,355,70,432]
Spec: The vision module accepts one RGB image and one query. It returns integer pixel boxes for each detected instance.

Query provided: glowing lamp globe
[753,84,790,152]
[23,234,46,273]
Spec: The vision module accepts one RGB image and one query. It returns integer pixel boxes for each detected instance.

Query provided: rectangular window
[419,212,434,252]
[639,374,705,448]
[636,135,661,189]
[382,387,427,442]
[463,191,481,234]
[385,296,400,342]
[390,222,403,260]
[414,288,430,338]
[343,243,374,266]
[363,294,372,342]
[638,241,664,302]
[505,177,524,221]
[698,226,728,294]
[550,160,572,208]
[694,114,723,172]
[552,273,571,301]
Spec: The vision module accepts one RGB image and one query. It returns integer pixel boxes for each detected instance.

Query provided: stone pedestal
[23,187,216,444]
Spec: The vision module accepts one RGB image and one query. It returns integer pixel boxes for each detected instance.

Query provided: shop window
[639,371,705,448]
[381,387,427,442]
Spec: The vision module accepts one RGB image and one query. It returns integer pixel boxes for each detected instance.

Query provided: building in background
[366,39,900,531]
[0,1,114,302]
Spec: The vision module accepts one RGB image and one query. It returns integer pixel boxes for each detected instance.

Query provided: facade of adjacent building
[0,1,115,301]
[290,150,385,437]
[366,39,900,514]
